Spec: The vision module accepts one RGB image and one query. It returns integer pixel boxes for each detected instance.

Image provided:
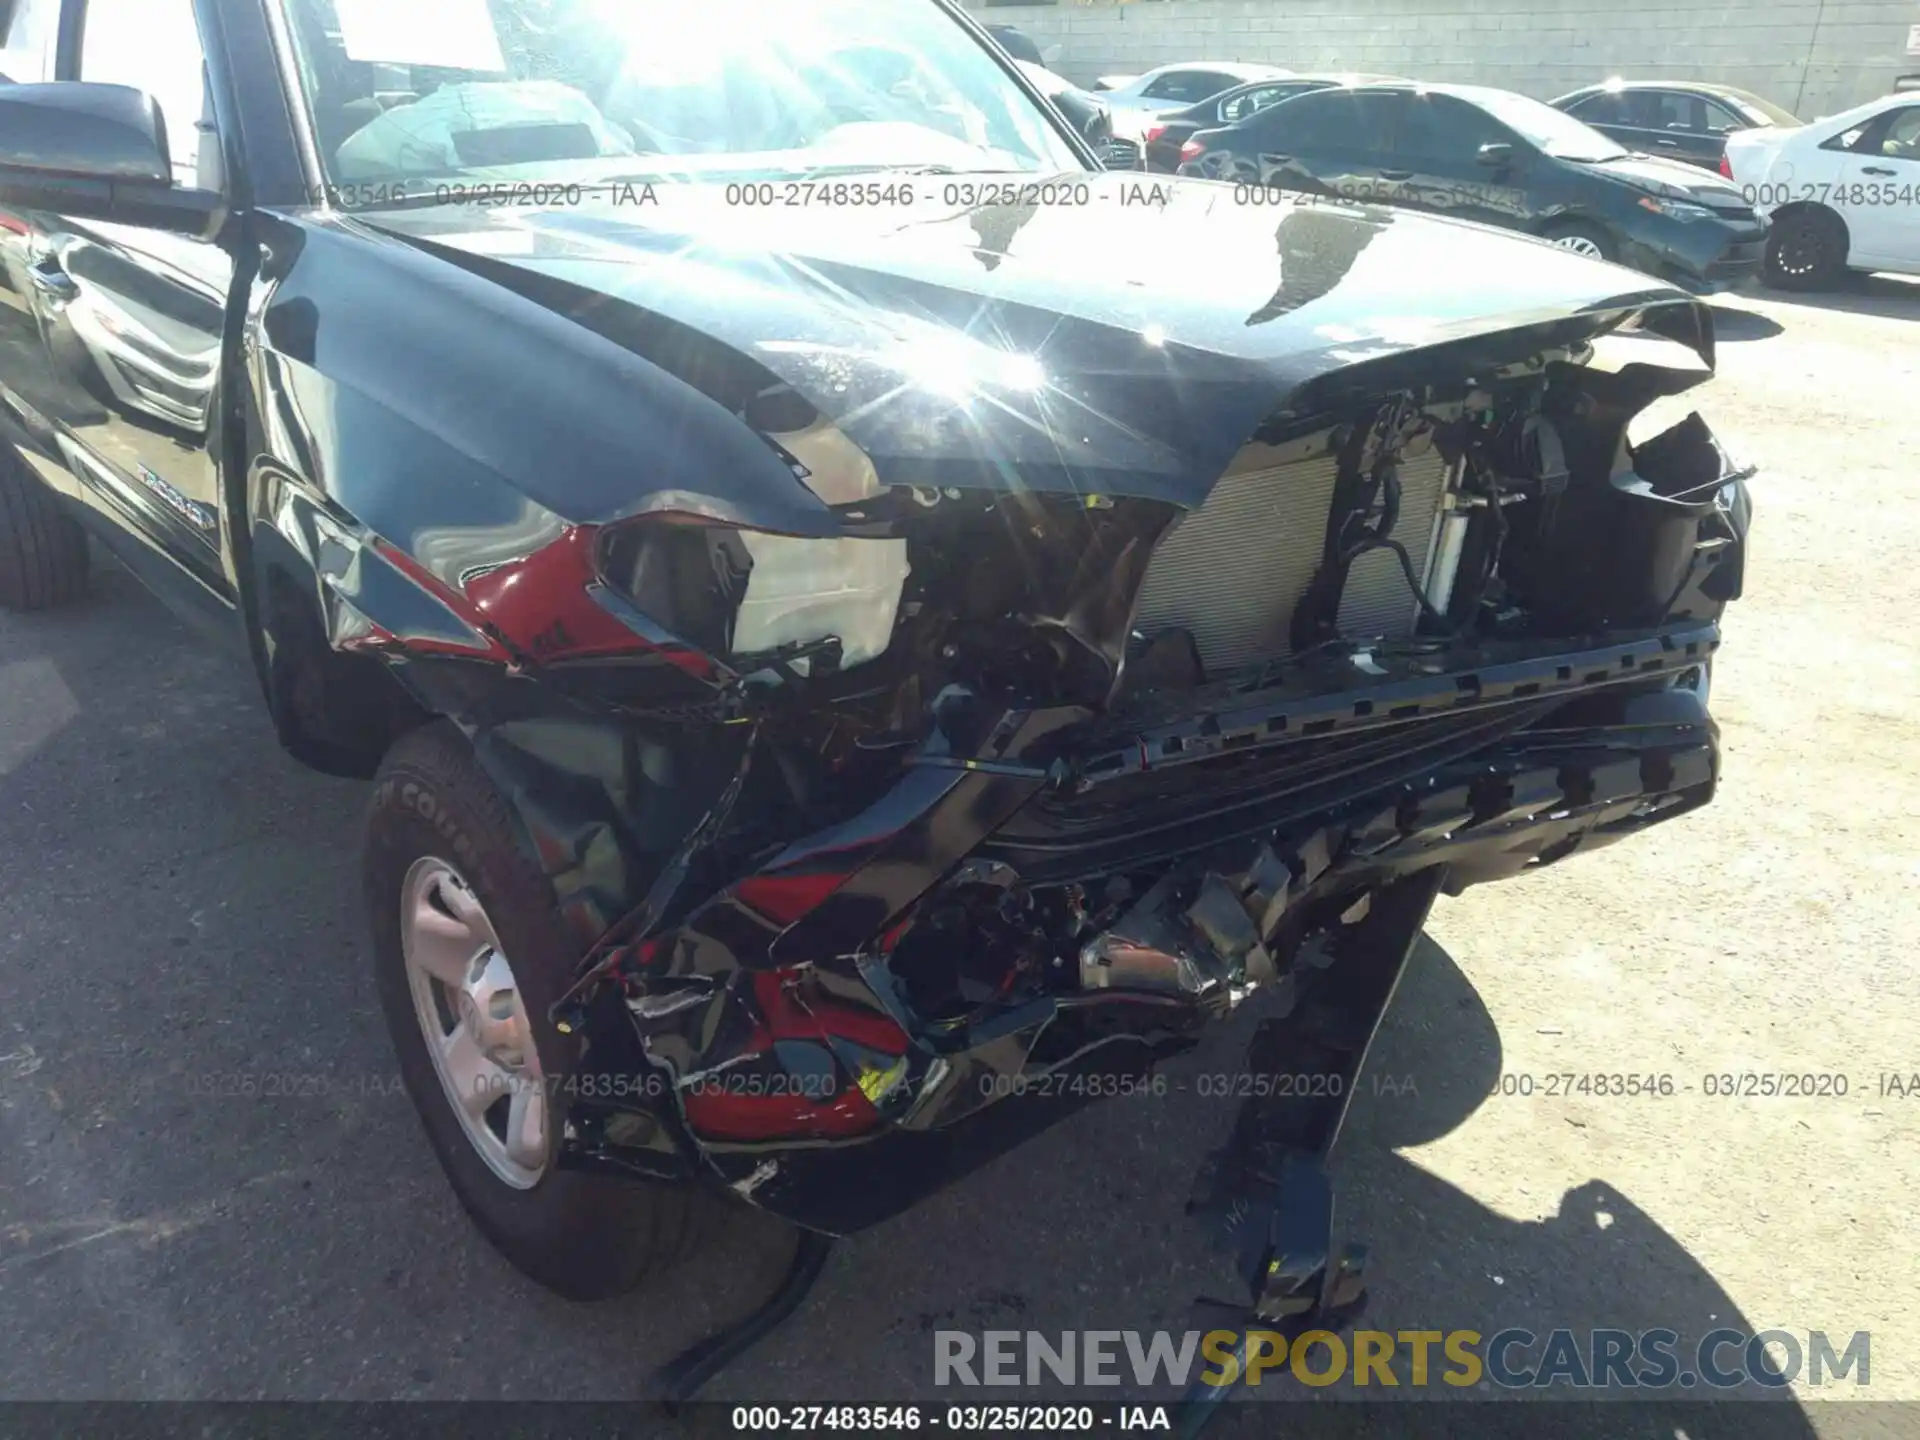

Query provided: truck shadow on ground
[708,936,1823,1436]
[1707,303,1786,341]
[0,560,1821,1433]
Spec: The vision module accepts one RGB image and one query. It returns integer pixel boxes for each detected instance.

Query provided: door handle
[27,256,77,300]
[1379,169,1412,181]
[1862,165,1897,176]
[1656,139,1679,148]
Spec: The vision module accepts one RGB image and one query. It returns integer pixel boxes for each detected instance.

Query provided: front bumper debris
[1175,868,1444,1428]
[555,625,1720,1236]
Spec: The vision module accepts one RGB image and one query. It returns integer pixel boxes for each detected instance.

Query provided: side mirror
[0,82,223,237]
[1476,141,1515,168]
[1082,102,1113,148]
[1047,87,1115,157]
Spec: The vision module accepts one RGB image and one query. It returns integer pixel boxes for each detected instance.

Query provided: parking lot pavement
[0,278,1916,1425]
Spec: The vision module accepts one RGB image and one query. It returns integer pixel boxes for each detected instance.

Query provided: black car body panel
[0,0,1750,1246]
[1181,82,1769,293]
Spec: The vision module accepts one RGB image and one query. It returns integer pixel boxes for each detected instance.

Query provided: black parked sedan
[1552,80,1800,171]
[1181,82,1768,292]
[1140,73,1405,173]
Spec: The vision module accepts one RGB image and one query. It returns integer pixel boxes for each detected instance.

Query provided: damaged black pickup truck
[0,0,1747,1353]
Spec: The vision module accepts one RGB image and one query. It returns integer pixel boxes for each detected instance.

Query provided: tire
[365,721,719,1300]
[1763,207,1848,291]
[0,450,89,612]
[1541,220,1614,263]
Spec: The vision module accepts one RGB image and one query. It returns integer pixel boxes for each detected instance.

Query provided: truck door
[17,0,236,602]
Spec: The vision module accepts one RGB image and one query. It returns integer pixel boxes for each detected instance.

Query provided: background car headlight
[1637,195,1717,222]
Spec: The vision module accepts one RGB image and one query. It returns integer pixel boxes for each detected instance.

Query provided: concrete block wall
[968,0,1920,119]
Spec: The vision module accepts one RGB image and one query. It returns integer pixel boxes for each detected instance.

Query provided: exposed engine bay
[592,325,1742,721]
[516,314,1745,1244]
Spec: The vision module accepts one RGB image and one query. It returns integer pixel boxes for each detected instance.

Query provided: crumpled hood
[365,171,1710,508]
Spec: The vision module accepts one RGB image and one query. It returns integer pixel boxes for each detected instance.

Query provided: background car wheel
[366,721,721,1300]
[1542,220,1614,262]
[1764,207,1848,291]
[0,451,89,612]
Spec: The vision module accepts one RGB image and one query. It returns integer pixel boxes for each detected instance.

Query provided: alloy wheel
[1551,233,1606,258]
[400,857,549,1189]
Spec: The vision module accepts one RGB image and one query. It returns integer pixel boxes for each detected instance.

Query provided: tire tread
[0,454,88,612]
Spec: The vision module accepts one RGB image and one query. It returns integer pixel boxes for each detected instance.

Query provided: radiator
[1131,441,1452,675]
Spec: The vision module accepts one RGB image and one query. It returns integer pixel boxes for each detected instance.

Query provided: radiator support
[1131,436,1454,676]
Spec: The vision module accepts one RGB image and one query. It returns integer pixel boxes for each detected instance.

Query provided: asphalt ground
[1,275,1916,1436]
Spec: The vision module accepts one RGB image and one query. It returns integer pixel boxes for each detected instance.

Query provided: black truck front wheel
[0,452,89,612]
[365,721,717,1299]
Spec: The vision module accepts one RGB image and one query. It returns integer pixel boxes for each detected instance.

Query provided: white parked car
[1091,61,1293,140]
[1722,91,1920,288]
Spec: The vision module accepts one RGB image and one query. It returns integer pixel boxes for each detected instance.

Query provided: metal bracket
[1174,868,1444,1434]
[656,1230,836,1409]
